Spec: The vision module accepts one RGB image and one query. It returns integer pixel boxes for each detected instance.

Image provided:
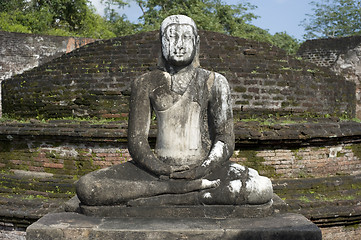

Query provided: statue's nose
[175,38,184,49]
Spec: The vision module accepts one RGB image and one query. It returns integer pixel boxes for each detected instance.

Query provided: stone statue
[76,15,273,207]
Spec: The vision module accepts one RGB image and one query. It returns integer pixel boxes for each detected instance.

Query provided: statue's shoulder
[197,68,227,80]
[196,68,229,91]
[134,69,168,86]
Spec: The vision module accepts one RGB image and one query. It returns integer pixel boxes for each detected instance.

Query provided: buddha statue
[76,15,273,207]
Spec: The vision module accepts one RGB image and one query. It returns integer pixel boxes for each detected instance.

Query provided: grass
[0,114,124,124]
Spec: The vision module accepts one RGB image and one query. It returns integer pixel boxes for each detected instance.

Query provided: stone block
[65,194,286,219]
[26,212,322,240]
[27,194,322,239]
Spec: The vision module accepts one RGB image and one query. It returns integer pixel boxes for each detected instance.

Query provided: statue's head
[160,15,199,67]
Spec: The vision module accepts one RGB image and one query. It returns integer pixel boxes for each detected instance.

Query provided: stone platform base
[80,200,275,218]
[26,212,321,240]
[66,194,287,219]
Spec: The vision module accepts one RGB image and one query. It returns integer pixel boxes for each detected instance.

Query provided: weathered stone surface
[26,212,321,240]
[80,204,274,219]
[75,15,273,208]
[274,174,361,227]
[298,36,361,118]
[65,193,285,219]
[0,31,96,81]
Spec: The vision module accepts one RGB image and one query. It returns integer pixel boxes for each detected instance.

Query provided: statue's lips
[173,52,186,57]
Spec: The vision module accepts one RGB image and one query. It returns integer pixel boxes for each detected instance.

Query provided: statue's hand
[158,165,189,180]
[170,166,210,180]
[170,165,190,173]
[200,179,221,189]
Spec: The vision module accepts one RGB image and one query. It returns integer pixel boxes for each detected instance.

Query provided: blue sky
[90,0,313,40]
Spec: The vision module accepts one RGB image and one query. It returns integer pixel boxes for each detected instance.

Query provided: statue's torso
[149,68,212,167]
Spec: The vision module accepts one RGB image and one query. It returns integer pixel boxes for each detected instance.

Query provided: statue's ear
[195,35,200,50]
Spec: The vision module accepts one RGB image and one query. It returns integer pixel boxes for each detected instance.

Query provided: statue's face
[162,24,198,67]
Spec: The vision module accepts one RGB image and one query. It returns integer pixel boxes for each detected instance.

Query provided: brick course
[2,31,355,119]
[1,120,361,179]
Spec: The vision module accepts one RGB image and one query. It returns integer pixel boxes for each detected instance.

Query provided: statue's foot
[200,164,273,205]
[201,179,221,189]
[245,168,273,205]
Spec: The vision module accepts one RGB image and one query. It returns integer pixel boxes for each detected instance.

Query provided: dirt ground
[0,230,26,240]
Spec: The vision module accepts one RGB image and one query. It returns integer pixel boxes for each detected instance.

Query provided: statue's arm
[128,75,172,176]
[203,73,235,168]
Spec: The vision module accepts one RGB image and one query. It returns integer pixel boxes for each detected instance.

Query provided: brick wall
[236,144,361,178]
[297,36,361,67]
[1,120,361,179]
[0,31,96,81]
[2,31,355,119]
[0,31,96,118]
[1,120,360,233]
[298,36,361,119]
[0,120,130,176]
[5,141,130,176]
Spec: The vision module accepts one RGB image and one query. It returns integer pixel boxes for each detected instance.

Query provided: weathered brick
[44,162,63,169]
[2,31,354,119]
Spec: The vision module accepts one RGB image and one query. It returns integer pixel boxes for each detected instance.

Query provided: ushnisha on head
[160,15,200,67]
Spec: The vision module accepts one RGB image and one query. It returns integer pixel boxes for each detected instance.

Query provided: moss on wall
[233,149,277,178]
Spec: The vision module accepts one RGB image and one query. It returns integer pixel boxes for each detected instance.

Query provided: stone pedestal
[26,212,321,240]
[26,194,322,239]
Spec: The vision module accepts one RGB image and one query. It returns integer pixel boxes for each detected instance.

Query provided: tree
[0,0,300,53]
[301,0,361,39]
[134,0,259,37]
[102,0,127,21]
[271,32,300,55]
[0,0,117,38]
[132,0,299,54]
[100,0,138,36]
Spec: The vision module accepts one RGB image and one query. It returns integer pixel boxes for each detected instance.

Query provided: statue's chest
[149,70,208,112]
[150,85,182,111]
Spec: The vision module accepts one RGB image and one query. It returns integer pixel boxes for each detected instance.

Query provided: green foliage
[101,0,128,21]
[301,0,361,39]
[0,0,119,38]
[0,11,31,33]
[135,0,257,37]
[271,32,300,55]
[78,8,117,39]
[0,0,300,53]
[132,0,299,54]
[100,0,138,36]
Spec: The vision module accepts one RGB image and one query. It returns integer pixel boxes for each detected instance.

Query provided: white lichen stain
[50,223,70,229]
[42,146,79,158]
[228,163,245,176]
[203,192,212,199]
[214,73,230,123]
[201,179,220,189]
[329,146,342,158]
[245,168,273,204]
[228,180,242,194]
[202,141,225,167]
